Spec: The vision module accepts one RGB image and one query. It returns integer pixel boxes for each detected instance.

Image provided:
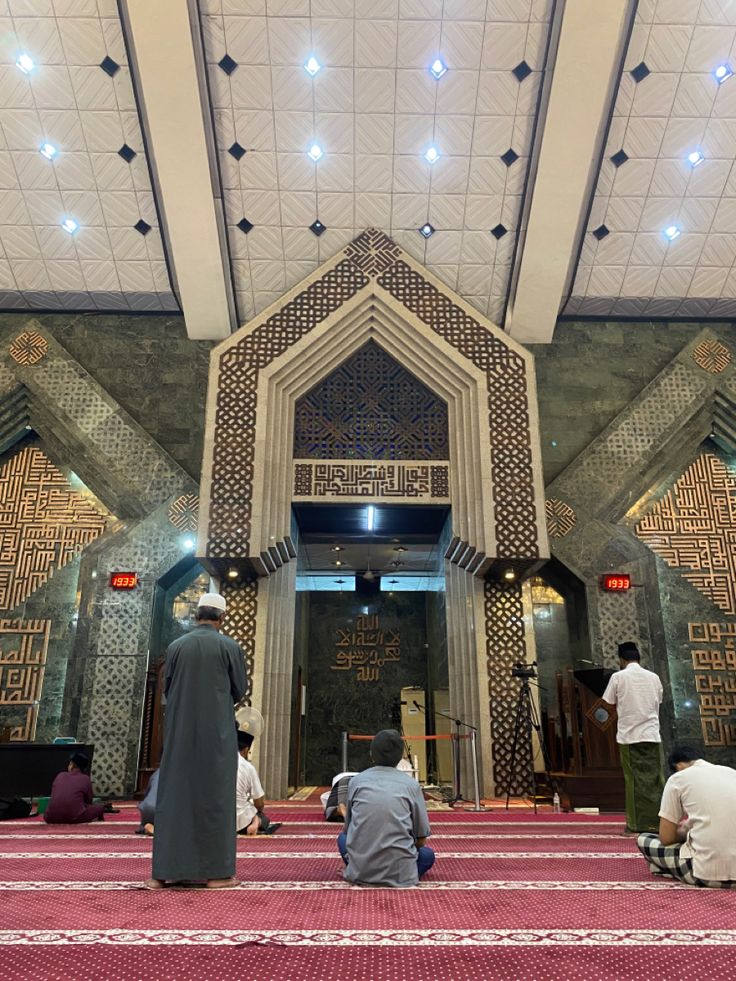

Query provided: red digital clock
[600,573,632,592]
[110,572,138,590]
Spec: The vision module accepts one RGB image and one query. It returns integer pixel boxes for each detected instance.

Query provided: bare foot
[144,878,166,890]
[206,877,240,889]
[245,815,259,836]
[143,823,154,836]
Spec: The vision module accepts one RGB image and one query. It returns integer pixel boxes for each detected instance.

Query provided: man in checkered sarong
[637,744,736,888]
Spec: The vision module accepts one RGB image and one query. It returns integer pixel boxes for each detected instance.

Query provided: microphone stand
[414,701,478,808]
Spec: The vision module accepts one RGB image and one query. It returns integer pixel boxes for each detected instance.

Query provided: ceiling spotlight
[429,57,447,80]
[307,143,323,162]
[687,149,704,167]
[663,224,681,241]
[16,52,34,74]
[181,536,196,552]
[334,560,343,567]
[304,55,321,76]
[419,223,435,239]
[331,545,343,552]
[503,569,516,581]
[394,546,407,552]
[61,217,79,234]
[714,63,733,84]
[424,145,440,165]
[389,560,404,568]
[226,568,238,580]
[40,142,58,160]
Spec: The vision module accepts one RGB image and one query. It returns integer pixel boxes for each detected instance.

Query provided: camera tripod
[504,675,555,813]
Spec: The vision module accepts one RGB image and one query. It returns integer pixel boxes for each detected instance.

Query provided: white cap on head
[198,592,227,613]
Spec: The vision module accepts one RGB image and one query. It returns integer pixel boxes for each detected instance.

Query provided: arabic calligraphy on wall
[331,614,401,683]
[294,460,450,502]
[688,623,736,747]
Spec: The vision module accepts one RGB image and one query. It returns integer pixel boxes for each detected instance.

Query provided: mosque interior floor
[1,802,734,980]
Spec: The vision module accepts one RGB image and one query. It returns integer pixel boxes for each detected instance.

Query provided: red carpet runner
[1,803,735,979]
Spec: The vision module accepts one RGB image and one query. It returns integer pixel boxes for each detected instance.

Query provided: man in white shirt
[602,642,664,833]
[236,730,280,835]
[637,745,736,888]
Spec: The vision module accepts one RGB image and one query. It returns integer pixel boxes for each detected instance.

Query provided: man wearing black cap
[44,752,105,824]
[337,728,434,887]
[603,642,664,833]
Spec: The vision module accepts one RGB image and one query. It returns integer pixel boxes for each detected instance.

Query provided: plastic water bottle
[553,792,561,814]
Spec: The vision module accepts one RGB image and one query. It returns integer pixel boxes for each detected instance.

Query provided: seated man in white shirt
[236,730,280,836]
[637,744,736,888]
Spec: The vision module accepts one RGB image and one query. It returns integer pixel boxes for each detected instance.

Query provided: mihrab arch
[199,229,549,797]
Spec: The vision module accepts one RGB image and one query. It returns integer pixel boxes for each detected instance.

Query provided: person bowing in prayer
[146,592,247,890]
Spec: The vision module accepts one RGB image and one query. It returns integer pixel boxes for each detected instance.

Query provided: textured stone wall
[531,322,736,484]
[0,312,211,481]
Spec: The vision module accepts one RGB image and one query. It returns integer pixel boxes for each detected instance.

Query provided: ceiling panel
[0,0,177,312]
[566,0,736,319]
[199,0,554,326]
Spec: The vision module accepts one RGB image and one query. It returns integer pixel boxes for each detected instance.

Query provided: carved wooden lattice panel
[293,340,449,460]
[484,580,532,796]
[377,260,538,558]
[636,452,736,615]
[221,579,258,706]
[0,446,107,610]
[0,619,51,740]
[688,623,736,747]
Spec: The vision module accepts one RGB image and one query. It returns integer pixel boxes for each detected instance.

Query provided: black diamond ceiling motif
[219,54,238,75]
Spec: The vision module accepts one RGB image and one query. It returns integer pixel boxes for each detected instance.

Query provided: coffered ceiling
[1,0,736,340]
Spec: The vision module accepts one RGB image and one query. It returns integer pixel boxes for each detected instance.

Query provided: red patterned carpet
[1,802,735,980]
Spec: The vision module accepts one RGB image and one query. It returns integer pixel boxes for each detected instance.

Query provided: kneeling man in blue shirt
[338,729,435,886]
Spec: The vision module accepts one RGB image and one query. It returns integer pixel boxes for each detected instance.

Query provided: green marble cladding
[0,312,212,481]
[531,321,736,485]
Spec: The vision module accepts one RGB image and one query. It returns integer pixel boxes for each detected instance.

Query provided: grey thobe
[152,624,246,881]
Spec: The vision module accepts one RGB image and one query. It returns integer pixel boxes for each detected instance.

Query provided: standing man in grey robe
[146,591,247,889]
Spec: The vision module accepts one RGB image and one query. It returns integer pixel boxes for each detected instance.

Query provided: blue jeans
[337,831,435,879]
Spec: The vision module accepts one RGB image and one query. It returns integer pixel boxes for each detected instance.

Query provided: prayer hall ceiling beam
[505,0,636,344]
[120,0,236,340]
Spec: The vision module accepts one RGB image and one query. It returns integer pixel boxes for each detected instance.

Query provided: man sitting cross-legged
[637,743,736,888]
[337,729,434,887]
[236,730,280,836]
[44,752,106,825]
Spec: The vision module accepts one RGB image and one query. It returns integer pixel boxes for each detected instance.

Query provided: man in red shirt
[44,752,105,824]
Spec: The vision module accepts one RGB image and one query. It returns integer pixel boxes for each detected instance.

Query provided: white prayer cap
[198,592,227,612]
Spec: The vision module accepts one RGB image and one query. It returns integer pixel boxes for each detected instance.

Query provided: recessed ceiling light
[305,55,321,76]
[429,57,447,79]
[181,536,196,552]
[663,224,681,241]
[418,223,435,238]
[424,145,440,165]
[687,149,704,167]
[309,219,326,236]
[331,545,343,552]
[307,143,323,162]
[226,568,238,579]
[334,560,343,567]
[394,546,407,552]
[39,142,57,160]
[16,52,34,74]
[503,569,516,581]
[61,217,79,234]
[714,63,733,84]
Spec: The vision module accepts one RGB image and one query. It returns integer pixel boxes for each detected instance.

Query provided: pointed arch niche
[199,230,548,797]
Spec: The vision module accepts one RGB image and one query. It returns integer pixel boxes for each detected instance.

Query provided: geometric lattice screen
[0,446,107,610]
[635,451,736,616]
[293,339,449,460]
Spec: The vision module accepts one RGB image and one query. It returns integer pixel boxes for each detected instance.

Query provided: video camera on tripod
[511,660,537,680]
